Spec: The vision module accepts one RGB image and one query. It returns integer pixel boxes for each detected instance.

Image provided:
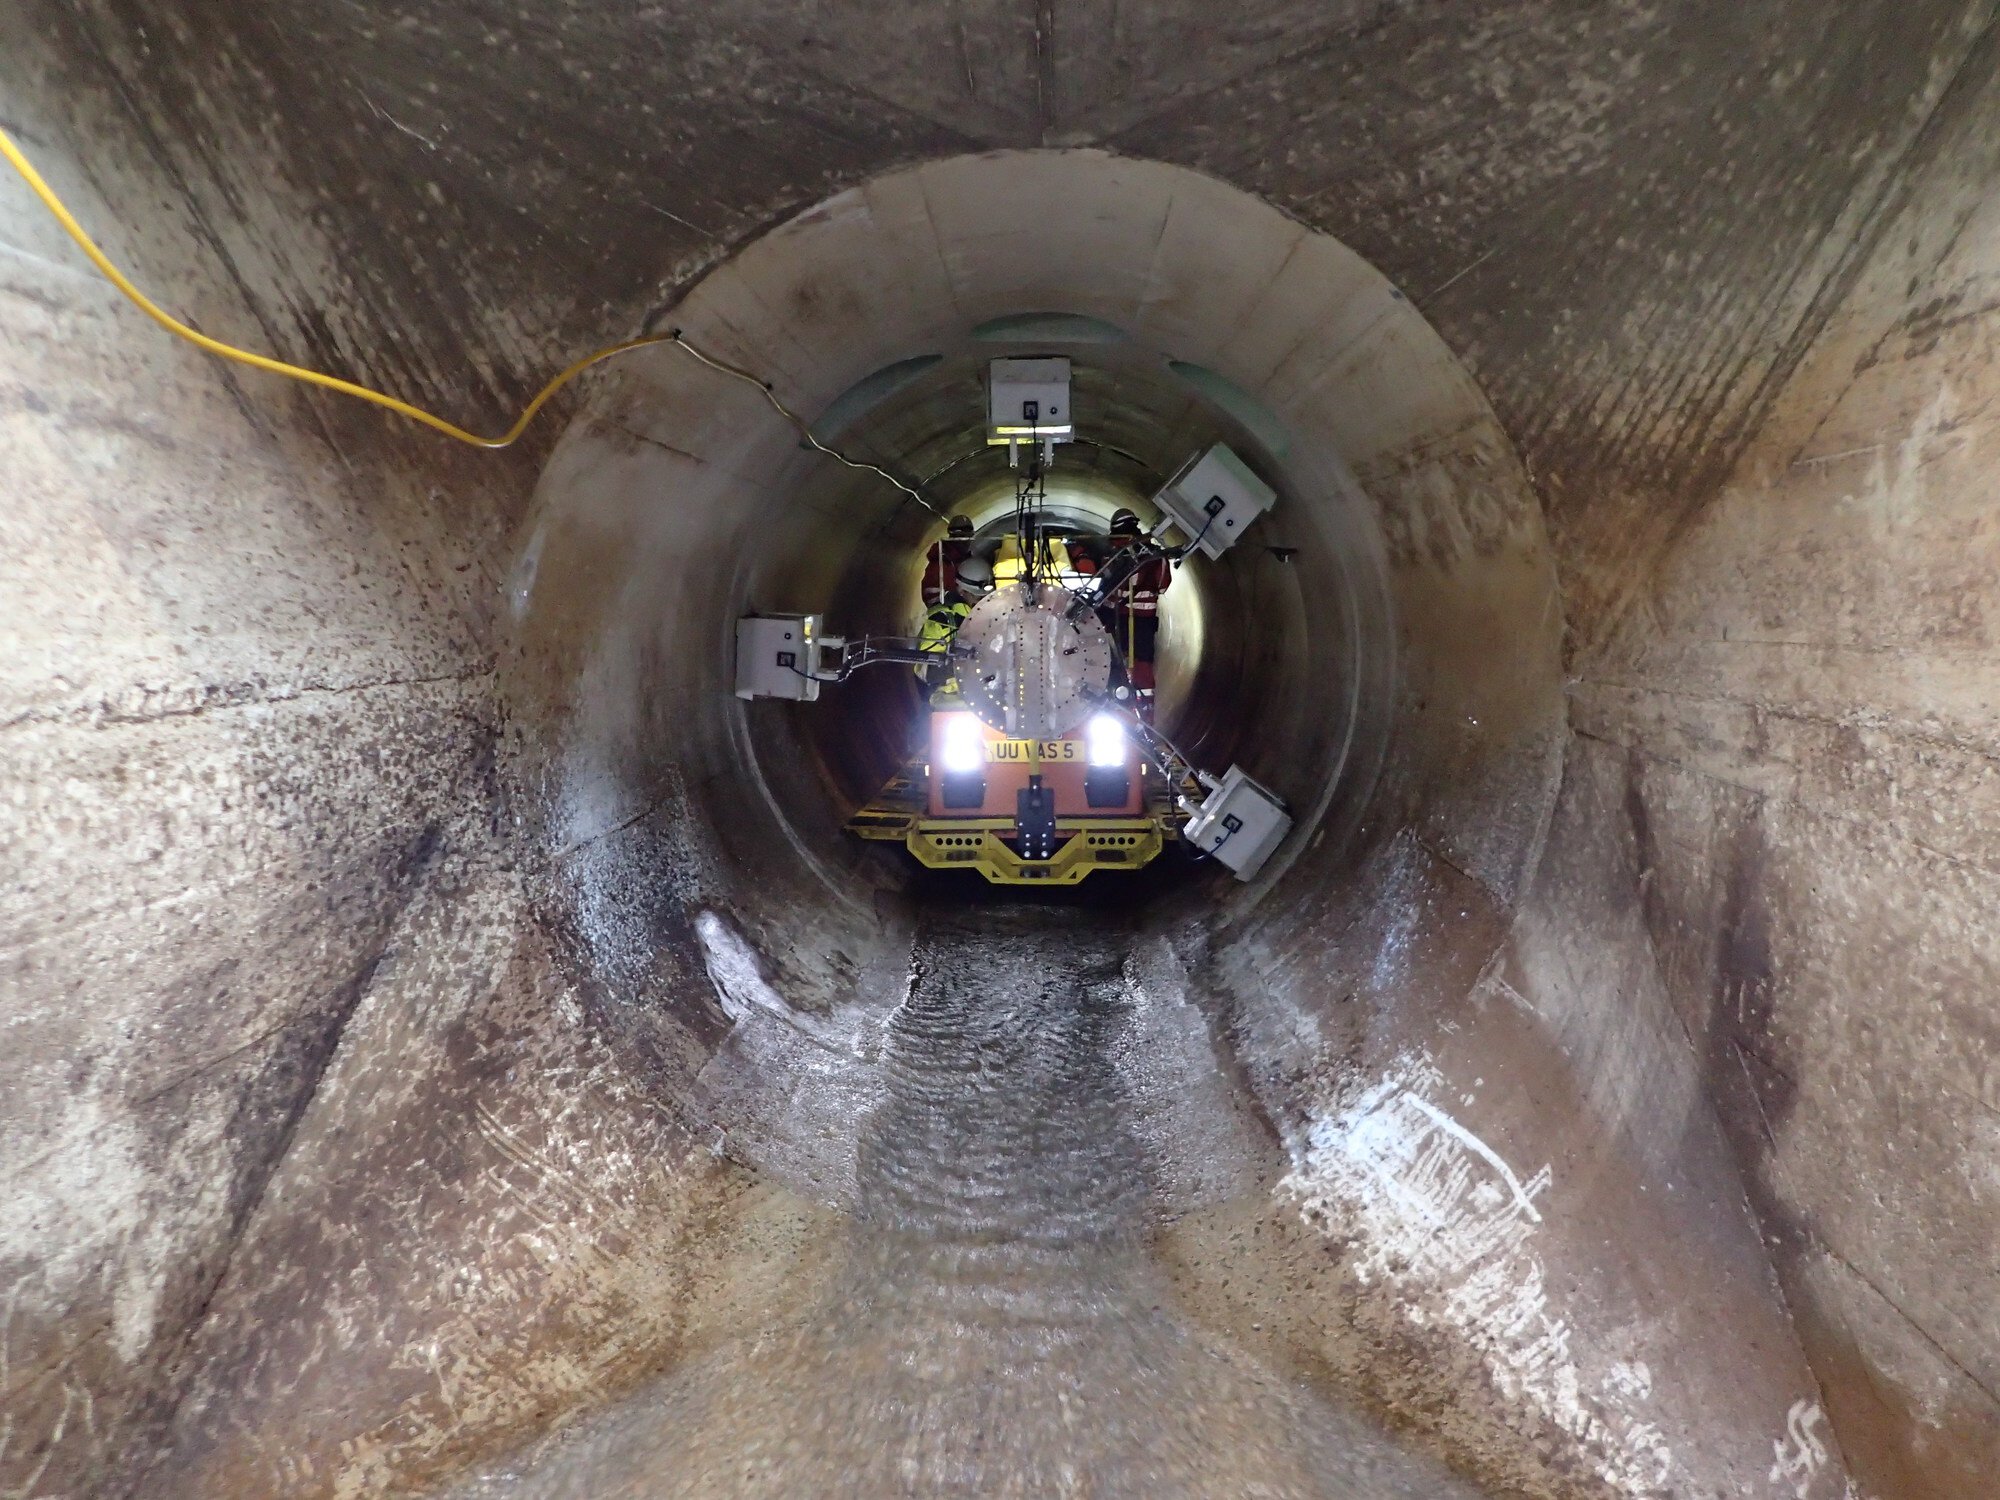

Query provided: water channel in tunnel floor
[451,910,1478,1498]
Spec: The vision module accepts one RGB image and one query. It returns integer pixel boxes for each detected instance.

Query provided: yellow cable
[1,124,672,448]
[2,126,945,512]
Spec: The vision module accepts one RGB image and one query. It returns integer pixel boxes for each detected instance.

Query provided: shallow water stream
[452,910,1475,1498]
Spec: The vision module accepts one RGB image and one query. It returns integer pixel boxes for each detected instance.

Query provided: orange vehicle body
[924,711,1143,820]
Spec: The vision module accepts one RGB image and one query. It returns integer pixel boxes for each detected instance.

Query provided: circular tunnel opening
[499,149,1565,1214]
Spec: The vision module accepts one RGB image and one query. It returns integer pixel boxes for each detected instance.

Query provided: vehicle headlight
[1087,712,1126,768]
[940,713,985,774]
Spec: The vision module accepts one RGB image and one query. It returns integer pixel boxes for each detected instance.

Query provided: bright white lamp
[940,713,985,774]
[1087,713,1126,768]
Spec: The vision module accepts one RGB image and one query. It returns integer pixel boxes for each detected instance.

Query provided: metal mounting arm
[808,635,968,682]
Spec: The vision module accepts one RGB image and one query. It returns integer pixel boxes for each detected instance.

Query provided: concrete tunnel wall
[3,2,1999,1497]
[502,149,1559,1187]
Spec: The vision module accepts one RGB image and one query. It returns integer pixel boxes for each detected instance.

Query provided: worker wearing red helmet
[1104,507,1171,720]
[922,515,976,608]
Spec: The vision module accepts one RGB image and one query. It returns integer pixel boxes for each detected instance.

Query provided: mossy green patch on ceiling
[972,312,1128,344]
[1168,361,1292,458]
[810,355,943,441]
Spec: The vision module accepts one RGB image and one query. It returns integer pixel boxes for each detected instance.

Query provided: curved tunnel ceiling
[4,4,1999,1499]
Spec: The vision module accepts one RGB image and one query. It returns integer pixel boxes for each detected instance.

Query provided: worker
[922,515,976,608]
[1104,508,1172,720]
[914,554,993,699]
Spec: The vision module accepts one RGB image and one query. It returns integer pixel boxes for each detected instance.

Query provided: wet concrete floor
[448,910,1475,1497]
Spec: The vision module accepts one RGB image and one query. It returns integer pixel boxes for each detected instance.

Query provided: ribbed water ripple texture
[454,910,1480,1499]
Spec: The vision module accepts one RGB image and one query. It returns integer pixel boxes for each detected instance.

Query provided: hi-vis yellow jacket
[914,597,970,684]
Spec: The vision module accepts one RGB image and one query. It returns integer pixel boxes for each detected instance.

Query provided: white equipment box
[986,357,1074,444]
[735,614,822,701]
[1153,443,1277,559]
[1182,765,1292,881]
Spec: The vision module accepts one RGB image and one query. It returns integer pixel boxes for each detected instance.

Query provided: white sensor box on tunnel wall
[1153,443,1276,559]
[735,614,822,701]
[1182,765,1291,880]
[986,357,1073,443]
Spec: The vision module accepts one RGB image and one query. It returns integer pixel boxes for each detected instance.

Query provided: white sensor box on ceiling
[1153,443,1277,559]
[1182,765,1291,881]
[735,614,822,701]
[986,357,1073,443]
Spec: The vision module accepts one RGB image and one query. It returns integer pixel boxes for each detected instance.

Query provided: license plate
[986,738,1081,763]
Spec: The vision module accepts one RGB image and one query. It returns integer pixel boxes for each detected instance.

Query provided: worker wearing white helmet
[915,554,993,698]
[922,514,977,607]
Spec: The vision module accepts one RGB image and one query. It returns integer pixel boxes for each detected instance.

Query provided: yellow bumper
[848,809,1165,885]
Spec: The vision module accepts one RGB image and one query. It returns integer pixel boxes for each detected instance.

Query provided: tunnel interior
[6,3,2000,1498]
[507,152,1560,977]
